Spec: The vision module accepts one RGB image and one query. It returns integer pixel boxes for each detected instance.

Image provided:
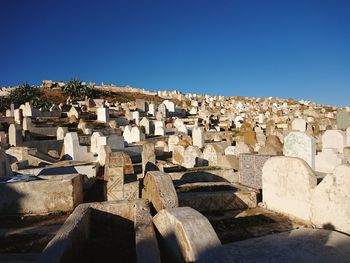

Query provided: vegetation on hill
[61,79,95,99]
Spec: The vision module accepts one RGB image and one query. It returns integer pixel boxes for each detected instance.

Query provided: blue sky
[0,0,349,106]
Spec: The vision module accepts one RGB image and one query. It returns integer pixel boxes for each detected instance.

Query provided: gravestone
[192,126,204,148]
[283,131,316,170]
[96,107,110,123]
[8,124,22,147]
[336,110,350,130]
[291,118,306,132]
[239,153,272,189]
[182,146,204,168]
[142,143,157,175]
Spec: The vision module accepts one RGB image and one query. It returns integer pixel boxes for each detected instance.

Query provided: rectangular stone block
[239,153,273,189]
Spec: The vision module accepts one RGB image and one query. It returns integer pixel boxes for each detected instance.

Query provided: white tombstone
[283,131,316,170]
[315,148,344,173]
[140,117,151,135]
[192,126,204,148]
[262,156,317,221]
[148,103,156,116]
[183,146,203,168]
[130,126,145,143]
[291,118,306,132]
[155,126,165,136]
[163,100,175,112]
[132,111,140,125]
[57,127,68,140]
[322,130,347,153]
[22,117,32,131]
[177,124,188,135]
[91,132,104,154]
[64,132,94,161]
[97,107,110,123]
[8,124,22,147]
[123,125,133,144]
[224,146,236,155]
[14,109,23,124]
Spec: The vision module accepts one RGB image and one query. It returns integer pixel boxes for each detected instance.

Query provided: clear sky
[0,0,349,106]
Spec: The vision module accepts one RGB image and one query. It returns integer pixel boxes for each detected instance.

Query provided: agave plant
[62,78,95,99]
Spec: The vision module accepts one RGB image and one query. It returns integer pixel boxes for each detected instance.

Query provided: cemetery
[0,80,349,262]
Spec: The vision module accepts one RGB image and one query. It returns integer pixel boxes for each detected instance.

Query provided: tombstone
[262,156,317,221]
[182,146,204,168]
[158,103,167,118]
[132,111,140,125]
[322,130,347,153]
[104,151,125,200]
[168,135,180,152]
[336,110,350,130]
[192,126,204,148]
[96,107,110,123]
[155,126,165,136]
[136,99,147,112]
[265,135,283,154]
[177,124,188,135]
[63,132,94,161]
[283,131,316,170]
[57,127,68,140]
[155,141,169,156]
[311,165,350,234]
[108,134,124,150]
[224,146,236,155]
[67,106,79,119]
[347,127,350,146]
[22,117,32,131]
[163,100,175,112]
[203,144,225,166]
[140,117,151,135]
[10,103,15,117]
[292,118,306,132]
[14,109,23,125]
[8,124,22,147]
[90,132,105,154]
[315,148,344,173]
[234,142,253,156]
[148,103,156,116]
[172,145,186,165]
[153,207,221,263]
[109,120,118,129]
[243,131,256,147]
[142,143,157,175]
[142,171,178,212]
[239,153,272,189]
[131,126,145,143]
[123,125,133,144]
[0,148,13,177]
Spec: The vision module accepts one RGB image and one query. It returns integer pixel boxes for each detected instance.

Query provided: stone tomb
[38,200,160,263]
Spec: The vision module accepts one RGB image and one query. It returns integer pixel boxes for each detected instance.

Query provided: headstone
[182,146,204,168]
[336,110,350,130]
[153,207,221,262]
[283,131,316,170]
[192,126,204,148]
[57,127,68,140]
[322,130,347,153]
[63,132,94,161]
[142,143,157,175]
[292,118,306,132]
[203,144,225,166]
[108,134,124,150]
[96,107,110,123]
[142,171,178,212]
[0,148,13,177]
[8,124,22,147]
[239,153,272,189]
[262,156,317,221]
[105,151,124,200]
